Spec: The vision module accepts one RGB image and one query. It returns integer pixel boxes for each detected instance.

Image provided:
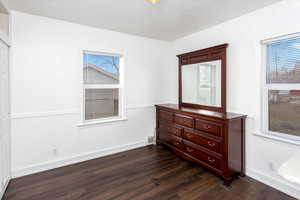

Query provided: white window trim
[261,33,300,142]
[79,50,126,126]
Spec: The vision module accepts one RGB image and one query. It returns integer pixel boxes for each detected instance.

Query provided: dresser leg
[239,172,245,177]
[220,178,232,191]
[223,179,230,187]
[156,139,161,145]
[222,176,232,187]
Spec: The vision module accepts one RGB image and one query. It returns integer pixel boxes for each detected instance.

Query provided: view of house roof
[86,64,119,81]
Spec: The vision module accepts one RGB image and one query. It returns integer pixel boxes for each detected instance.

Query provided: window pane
[83,52,120,84]
[85,89,119,120]
[267,37,300,83]
[269,90,300,137]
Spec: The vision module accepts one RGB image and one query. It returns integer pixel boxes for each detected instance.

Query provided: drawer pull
[208,157,216,163]
[207,141,216,147]
[186,133,193,139]
[202,124,212,129]
[186,147,193,152]
[173,142,180,146]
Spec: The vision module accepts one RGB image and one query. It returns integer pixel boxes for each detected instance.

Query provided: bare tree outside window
[268,90,300,136]
[83,51,122,121]
[267,38,300,83]
[264,35,300,138]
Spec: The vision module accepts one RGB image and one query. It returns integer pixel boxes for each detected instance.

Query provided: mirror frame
[177,44,228,113]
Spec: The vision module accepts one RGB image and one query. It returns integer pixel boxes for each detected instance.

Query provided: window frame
[80,50,126,126]
[261,32,300,141]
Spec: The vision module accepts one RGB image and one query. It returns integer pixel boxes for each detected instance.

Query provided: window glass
[85,89,119,120]
[268,90,300,137]
[267,37,300,83]
[83,53,120,84]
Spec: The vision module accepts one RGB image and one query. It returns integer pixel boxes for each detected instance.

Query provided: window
[262,34,300,140]
[82,51,124,123]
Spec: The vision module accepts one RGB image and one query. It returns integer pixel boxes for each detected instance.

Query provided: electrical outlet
[148,136,154,144]
[268,162,275,171]
[52,148,58,156]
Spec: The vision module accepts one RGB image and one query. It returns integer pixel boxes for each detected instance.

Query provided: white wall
[0,34,10,199]
[173,0,300,198]
[10,11,173,177]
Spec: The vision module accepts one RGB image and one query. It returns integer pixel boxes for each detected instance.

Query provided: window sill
[77,117,128,127]
[253,132,300,146]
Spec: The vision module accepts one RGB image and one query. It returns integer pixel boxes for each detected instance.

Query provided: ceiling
[3,0,282,41]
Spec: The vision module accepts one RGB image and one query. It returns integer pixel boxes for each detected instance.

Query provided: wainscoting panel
[10,104,169,178]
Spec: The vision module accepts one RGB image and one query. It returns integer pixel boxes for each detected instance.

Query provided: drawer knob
[186,133,193,139]
[203,124,211,129]
[174,142,180,146]
[208,157,216,163]
[186,147,193,152]
[208,141,216,147]
[174,129,181,134]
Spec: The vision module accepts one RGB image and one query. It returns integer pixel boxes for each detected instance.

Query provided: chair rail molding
[11,101,173,119]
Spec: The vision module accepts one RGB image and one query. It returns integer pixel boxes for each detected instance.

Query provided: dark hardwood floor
[3,145,295,200]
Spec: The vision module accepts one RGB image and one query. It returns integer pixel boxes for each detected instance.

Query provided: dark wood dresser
[155,104,247,185]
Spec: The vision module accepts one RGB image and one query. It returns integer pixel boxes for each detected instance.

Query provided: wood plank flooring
[3,145,295,200]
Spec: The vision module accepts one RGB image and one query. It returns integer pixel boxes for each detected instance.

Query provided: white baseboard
[0,178,10,200]
[12,140,150,178]
[246,168,300,199]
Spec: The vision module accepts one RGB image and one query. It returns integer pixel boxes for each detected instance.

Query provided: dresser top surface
[156,104,247,120]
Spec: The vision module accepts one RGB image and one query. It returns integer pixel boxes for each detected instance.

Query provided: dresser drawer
[159,130,183,150]
[159,123,182,138]
[159,110,173,122]
[195,119,222,137]
[158,127,169,142]
[166,134,184,150]
[184,129,220,153]
[168,125,183,137]
[184,144,220,169]
[169,138,184,150]
[174,114,194,128]
[158,120,170,129]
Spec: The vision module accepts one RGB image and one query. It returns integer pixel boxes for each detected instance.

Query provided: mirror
[182,60,222,107]
[177,44,228,113]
